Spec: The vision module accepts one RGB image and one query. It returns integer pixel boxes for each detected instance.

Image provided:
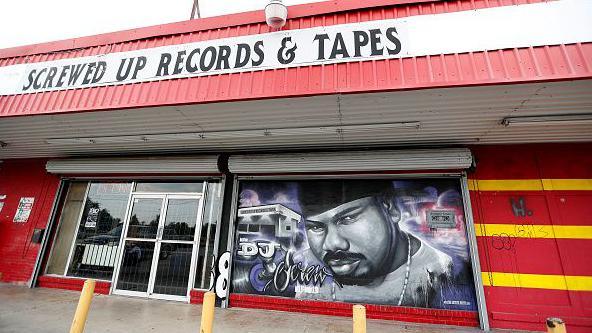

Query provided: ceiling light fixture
[45,122,422,145]
[265,0,288,29]
[501,114,592,127]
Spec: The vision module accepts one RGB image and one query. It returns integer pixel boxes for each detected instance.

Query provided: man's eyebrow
[332,205,363,220]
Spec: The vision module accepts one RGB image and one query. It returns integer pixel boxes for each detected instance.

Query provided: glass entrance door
[113,194,203,302]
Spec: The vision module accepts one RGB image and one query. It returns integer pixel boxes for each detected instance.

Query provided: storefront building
[0,0,591,332]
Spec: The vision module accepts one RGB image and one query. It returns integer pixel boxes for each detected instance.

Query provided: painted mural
[231,179,477,310]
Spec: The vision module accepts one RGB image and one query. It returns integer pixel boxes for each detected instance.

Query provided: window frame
[42,176,224,286]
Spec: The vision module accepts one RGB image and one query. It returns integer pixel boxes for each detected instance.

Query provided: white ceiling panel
[0,80,590,159]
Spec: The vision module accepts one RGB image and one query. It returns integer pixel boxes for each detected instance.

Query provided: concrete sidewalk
[0,284,520,333]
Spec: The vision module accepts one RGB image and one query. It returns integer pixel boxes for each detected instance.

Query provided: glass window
[126,198,161,239]
[194,181,223,290]
[163,199,199,241]
[135,182,203,193]
[66,182,133,280]
[45,181,89,275]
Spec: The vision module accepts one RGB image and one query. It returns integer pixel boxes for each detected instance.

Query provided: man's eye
[306,224,325,233]
[337,214,359,225]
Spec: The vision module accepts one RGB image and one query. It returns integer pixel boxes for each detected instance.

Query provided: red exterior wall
[0,159,60,284]
[469,143,592,333]
[37,275,111,294]
[1,143,590,333]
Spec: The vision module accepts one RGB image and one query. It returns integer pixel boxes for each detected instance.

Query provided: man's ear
[380,197,401,223]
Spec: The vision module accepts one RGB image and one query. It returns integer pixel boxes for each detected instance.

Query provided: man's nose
[322,224,349,252]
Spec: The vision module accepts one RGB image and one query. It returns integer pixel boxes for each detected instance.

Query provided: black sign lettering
[68,64,86,86]
[33,68,47,89]
[172,51,186,75]
[82,62,97,85]
[8,21,409,95]
[55,66,69,87]
[186,48,201,73]
[235,43,251,68]
[216,46,232,70]
[385,27,402,55]
[22,70,36,91]
[353,31,369,57]
[277,37,297,65]
[251,41,264,66]
[368,29,384,56]
[131,57,146,79]
[200,46,217,71]
[156,53,172,77]
[329,33,350,59]
[116,58,133,81]
[313,34,330,60]
[93,61,107,83]
[43,67,58,89]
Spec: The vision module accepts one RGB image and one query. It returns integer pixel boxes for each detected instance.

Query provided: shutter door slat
[228,149,472,174]
[46,156,220,174]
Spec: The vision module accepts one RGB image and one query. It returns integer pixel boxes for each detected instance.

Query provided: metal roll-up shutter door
[46,155,220,174]
[228,149,473,174]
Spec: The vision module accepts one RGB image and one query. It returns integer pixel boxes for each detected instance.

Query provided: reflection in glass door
[113,194,203,301]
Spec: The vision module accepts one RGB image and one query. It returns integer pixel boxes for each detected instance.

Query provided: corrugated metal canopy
[46,155,220,174]
[0,80,590,160]
[228,148,473,174]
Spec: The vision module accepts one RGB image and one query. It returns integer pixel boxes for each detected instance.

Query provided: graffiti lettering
[265,251,333,293]
[490,223,549,251]
[491,233,515,250]
[509,197,533,217]
[237,241,281,259]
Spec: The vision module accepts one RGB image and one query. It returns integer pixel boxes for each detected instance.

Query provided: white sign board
[427,210,457,229]
[0,0,590,96]
[13,197,34,223]
[85,207,100,228]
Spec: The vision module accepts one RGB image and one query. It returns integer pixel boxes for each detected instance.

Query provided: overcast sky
[0,0,327,50]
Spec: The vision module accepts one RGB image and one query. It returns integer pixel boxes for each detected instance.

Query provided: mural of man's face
[305,196,400,283]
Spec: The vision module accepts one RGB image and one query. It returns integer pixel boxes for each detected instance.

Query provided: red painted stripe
[471,144,592,180]
[37,275,111,294]
[475,192,552,225]
[190,289,206,304]
[477,237,592,277]
[555,239,592,277]
[228,293,478,326]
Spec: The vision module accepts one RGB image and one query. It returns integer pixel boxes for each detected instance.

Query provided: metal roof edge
[0,0,435,60]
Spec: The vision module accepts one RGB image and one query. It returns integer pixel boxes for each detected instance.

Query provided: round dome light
[265,0,288,29]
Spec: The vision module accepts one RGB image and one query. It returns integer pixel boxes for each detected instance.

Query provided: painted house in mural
[0,1,591,333]
[237,204,301,240]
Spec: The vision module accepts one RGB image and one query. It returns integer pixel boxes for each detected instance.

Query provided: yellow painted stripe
[467,179,478,191]
[542,179,592,191]
[471,179,543,191]
[482,272,592,291]
[474,224,592,239]
[467,179,592,191]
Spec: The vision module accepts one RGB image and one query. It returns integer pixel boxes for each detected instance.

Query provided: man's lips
[323,252,365,275]
[327,257,360,266]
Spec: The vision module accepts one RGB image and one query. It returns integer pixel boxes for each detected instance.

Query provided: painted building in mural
[0,1,591,333]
